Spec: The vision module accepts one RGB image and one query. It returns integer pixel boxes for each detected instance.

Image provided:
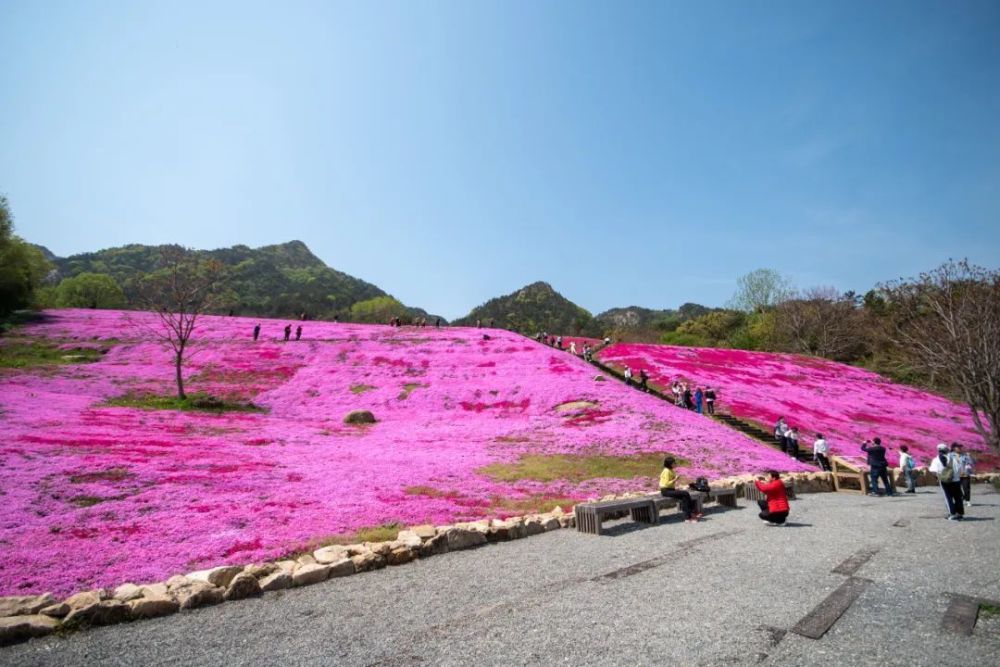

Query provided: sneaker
[905,490,916,494]
[692,512,704,519]
[947,515,959,521]
[686,518,699,523]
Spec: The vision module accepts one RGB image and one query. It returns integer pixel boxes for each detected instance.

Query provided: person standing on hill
[252,324,261,342]
[898,445,917,493]
[929,443,964,520]
[952,443,974,506]
[813,433,832,471]
[704,387,716,414]
[683,384,693,409]
[755,471,789,525]
[295,325,302,341]
[623,366,633,387]
[283,324,292,341]
[569,341,577,355]
[694,387,704,414]
[659,457,701,523]
[785,427,800,459]
[774,418,789,453]
[861,438,896,497]
[639,369,649,392]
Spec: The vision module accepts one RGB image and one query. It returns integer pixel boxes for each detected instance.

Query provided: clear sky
[2,1,999,320]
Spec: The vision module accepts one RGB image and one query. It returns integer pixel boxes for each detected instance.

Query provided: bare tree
[879,260,1000,455]
[773,287,867,361]
[134,247,225,400]
[728,268,794,313]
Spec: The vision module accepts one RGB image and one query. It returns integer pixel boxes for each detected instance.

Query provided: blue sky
[2,1,998,319]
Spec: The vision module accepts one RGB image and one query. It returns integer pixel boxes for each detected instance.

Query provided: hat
[936,443,948,451]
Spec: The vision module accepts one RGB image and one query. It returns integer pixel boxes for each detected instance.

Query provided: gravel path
[4,484,998,666]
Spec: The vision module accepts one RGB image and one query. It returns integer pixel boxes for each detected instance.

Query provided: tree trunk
[175,351,186,400]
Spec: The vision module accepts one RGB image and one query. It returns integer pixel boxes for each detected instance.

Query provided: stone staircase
[712,413,817,466]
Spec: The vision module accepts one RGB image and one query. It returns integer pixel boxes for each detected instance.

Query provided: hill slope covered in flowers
[0,310,807,596]
[597,343,996,470]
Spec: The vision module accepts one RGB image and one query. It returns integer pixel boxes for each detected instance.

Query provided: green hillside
[453,281,600,335]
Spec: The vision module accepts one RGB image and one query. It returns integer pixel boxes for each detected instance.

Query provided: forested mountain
[594,303,714,339]
[453,281,601,335]
[42,240,443,323]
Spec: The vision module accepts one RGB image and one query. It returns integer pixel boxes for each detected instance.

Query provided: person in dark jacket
[252,324,261,342]
[283,324,292,341]
[295,325,302,341]
[755,471,789,525]
[704,387,717,414]
[861,437,896,496]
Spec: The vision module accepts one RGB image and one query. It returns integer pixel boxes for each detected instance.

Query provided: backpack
[689,477,711,493]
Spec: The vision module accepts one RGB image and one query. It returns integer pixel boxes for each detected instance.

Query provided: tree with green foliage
[134,247,225,399]
[728,268,793,313]
[0,195,51,317]
[350,295,408,323]
[55,272,127,309]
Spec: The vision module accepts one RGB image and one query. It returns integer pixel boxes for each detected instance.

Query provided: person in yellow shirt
[659,457,701,523]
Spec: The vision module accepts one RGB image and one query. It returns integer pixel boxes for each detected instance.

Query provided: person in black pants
[659,457,701,523]
[252,324,260,341]
[862,437,896,496]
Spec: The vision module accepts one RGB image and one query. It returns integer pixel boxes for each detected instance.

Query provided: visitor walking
[682,384,693,409]
[694,387,704,414]
[283,324,292,342]
[861,438,896,497]
[569,341,577,355]
[898,445,917,493]
[252,324,260,342]
[774,418,789,453]
[813,433,832,471]
[659,457,701,523]
[929,443,964,520]
[785,427,800,460]
[639,369,649,392]
[295,325,302,341]
[754,471,789,525]
[672,381,682,406]
[704,387,716,414]
[623,366,633,387]
[952,443,974,505]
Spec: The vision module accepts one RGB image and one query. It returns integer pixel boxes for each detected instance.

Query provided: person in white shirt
[623,366,633,386]
[929,443,964,520]
[952,442,974,505]
[812,433,831,471]
[569,341,577,355]
[897,445,917,493]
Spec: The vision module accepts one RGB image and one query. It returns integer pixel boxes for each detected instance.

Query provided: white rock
[113,583,143,602]
[128,595,178,619]
[292,564,330,587]
[223,573,261,601]
[186,566,243,589]
[259,571,293,592]
[0,594,55,618]
[327,558,356,578]
[313,546,349,564]
[445,528,487,551]
[395,531,423,549]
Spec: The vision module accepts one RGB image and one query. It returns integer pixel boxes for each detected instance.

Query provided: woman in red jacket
[755,471,790,525]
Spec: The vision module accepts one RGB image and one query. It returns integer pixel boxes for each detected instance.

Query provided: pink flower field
[598,343,997,471]
[0,310,808,597]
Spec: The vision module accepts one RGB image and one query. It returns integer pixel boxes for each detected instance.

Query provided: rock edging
[2,470,996,646]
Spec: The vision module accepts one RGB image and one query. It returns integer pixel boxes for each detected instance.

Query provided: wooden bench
[651,490,707,516]
[743,480,796,502]
[574,497,658,535]
[708,487,738,507]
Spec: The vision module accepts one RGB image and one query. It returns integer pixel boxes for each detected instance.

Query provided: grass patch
[0,338,105,368]
[554,400,598,413]
[103,392,266,413]
[349,383,377,395]
[405,485,459,498]
[478,452,688,484]
[292,523,404,555]
[982,603,1000,618]
[70,494,126,508]
[397,382,424,400]
[69,467,133,484]
[490,495,578,513]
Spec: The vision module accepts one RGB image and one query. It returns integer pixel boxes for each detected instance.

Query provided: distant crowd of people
[251,323,302,342]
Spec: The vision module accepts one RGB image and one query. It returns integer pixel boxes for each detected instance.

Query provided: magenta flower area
[1,310,809,596]
[598,343,997,471]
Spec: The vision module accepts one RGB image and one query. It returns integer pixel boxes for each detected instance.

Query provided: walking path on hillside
[5,485,998,666]
[563,343,817,466]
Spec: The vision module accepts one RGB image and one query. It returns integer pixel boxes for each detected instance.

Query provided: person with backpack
[861,437,896,496]
[659,457,702,523]
[754,471,790,525]
[898,445,917,493]
[952,443,975,506]
[929,443,964,520]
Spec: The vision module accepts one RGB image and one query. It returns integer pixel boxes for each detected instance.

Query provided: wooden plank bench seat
[708,487,738,507]
[651,491,707,515]
[574,497,658,535]
[743,480,796,502]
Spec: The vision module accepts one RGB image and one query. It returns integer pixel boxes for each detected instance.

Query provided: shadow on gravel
[780,522,813,528]
[955,517,994,522]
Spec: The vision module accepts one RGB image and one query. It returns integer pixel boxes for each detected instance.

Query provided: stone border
[2,471,997,646]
